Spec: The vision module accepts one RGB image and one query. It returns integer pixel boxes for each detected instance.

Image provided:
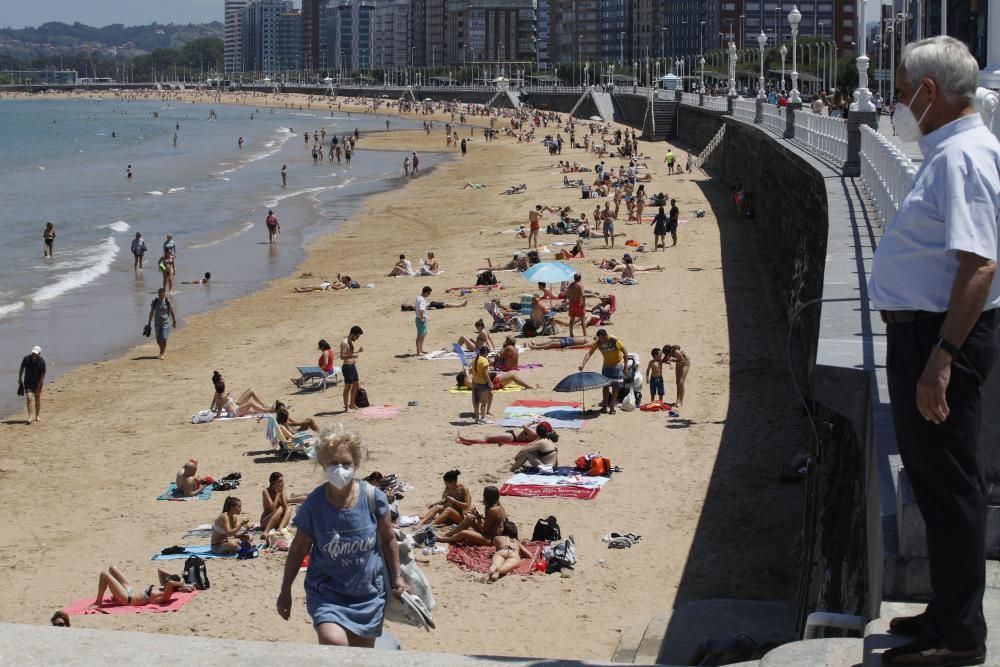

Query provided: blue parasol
[521,261,577,284]
[554,371,611,412]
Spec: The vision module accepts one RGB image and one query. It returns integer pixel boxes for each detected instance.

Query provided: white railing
[679,92,701,107]
[975,86,1000,141]
[761,105,785,135]
[732,98,756,123]
[793,112,848,164]
[703,95,728,111]
[698,123,727,167]
[859,125,918,226]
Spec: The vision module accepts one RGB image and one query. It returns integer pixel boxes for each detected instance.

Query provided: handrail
[703,95,728,112]
[859,125,918,227]
[793,112,848,164]
[761,104,785,135]
[732,98,756,123]
[679,92,700,107]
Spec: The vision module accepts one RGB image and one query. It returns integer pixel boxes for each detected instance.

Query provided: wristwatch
[934,336,961,358]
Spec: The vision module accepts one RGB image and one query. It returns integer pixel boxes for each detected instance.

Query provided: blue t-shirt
[294,482,388,602]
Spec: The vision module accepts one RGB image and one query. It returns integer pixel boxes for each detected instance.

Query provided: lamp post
[619,31,625,65]
[728,41,738,97]
[699,56,706,93]
[787,5,801,103]
[851,0,874,112]
[757,31,768,99]
[888,24,895,103]
[780,44,787,92]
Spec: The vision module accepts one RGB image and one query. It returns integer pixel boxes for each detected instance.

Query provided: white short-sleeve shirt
[415,294,428,319]
[869,115,1000,312]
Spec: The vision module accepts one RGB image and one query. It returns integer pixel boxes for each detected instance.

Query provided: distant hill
[0,21,223,53]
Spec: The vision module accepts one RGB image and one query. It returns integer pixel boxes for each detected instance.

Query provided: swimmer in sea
[127,164,132,178]
[238,136,244,149]
[281,164,287,187]
[182,272,211,285]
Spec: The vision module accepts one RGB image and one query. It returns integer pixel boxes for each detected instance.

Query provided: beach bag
[520,320,538,338]
[365,483,436,631]
[237,539,260,560]
[191,410,214,424]
[543,535,577,574]
[532,516,562,542]
[620,391,636,412]
[183,556,210,590]
[354,387,370,408]
[476,271,498,286]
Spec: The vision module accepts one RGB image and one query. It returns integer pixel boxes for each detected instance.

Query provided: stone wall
[676,106,725,155]
[611,92,651,128]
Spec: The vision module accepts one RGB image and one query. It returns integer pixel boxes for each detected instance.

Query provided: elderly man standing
[869,37,1000,666]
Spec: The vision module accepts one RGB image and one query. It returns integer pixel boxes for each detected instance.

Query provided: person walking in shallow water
[281,164,288,187]
[266,210,280,244]
[131,232,147,269]
[147,288,177,360]
[43,223,55,258]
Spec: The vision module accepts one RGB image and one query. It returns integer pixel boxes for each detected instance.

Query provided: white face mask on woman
[325,464,354,489]
[893,83,932,143]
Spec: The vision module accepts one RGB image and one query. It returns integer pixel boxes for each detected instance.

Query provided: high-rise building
[326,0,375,72]
[424,0,447,67]
[224,0,250,74]
[277,9,303,71]
[372,0,412,71]
[548,0,601,66]
[410,0,428,67]
[601,0,634,64]
[536,0,550,69]
[719,0,850,55]
[301,0,332,70]
[240,0,294,74]
[443,0,537,67]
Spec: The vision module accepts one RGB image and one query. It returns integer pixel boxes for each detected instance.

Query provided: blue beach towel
[157,482,214,502]
[151,545,238,561]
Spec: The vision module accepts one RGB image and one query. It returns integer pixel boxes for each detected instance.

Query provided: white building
[224,0,250,74]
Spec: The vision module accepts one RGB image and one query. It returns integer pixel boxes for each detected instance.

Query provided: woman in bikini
[510,425,560,471]
[493,336,519,371]
[92,566,192,607]
[457,319,495,353]
[212,496,252,554]
[261,472,307,534]
[663,344,691,408]
[458,420,553,446]
[454,369,539,391]
[487,521,534,583]
[414,469,472,528]
[210,371,272,418]
[435,486,507,546]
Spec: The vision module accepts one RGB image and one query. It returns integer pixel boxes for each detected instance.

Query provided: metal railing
[732,98,756,123]
[761,104,785,135]
[793,112,848,164]
[679,92,701,107]
[703,95,728,112]
[859,125,918,226]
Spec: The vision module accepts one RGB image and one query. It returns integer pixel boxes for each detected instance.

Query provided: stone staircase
[641,95,678,141]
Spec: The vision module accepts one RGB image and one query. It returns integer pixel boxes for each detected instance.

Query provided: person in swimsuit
[91,566,192,608]
[663,344,691,408]
[493,336,519,371]
[266,210,280,244]
[294,274,354,292]
[567,273,587,337]
[454,369,539,392]
[210,371,272,418]
[340,326,364,412]
[651,206,669,251]
[261,472,307,533]
[175,458,203,497]
[435,486,507,545]
[457,420,553,445]
[457,319,495,352]
[212,496,251,554]
[487,520,533,583]
[291,339,335,387]
[525,336,590,350]
[414,469,472,528]
[509,424,560,471]
[43,223,55,258]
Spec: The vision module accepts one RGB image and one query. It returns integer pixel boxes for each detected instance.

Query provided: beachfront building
[325,0,375,74]
[717,0,848,53]
[277,9,303,71]
[240,0,295,75]
[372,0,412,75]
[601,0,634,65]
[536,0,551,70]
[548,0,601,68]
[224,0,250,74]
[442,0,537,69]
[423,0,447,67]
[301,0,332,70]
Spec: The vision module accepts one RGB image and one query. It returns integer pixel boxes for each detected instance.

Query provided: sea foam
[32,236,119,303]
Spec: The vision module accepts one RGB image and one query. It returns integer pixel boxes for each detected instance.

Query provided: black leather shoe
[888,614,927,638]
[882,638,986,666]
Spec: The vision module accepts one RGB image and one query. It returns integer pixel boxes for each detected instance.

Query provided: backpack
[354,387,370,408]
[532,516,562,542]
[183,555,210,590]
[476,271,498,286]
[520,320,538,338]
[576,453,613,477]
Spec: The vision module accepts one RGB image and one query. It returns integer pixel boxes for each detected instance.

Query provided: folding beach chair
[262,414,315,461]
[294,366,340,391]
[485,301,516,332]
[451,343,471,368]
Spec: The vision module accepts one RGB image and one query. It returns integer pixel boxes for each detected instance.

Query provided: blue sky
[2,1,221,29]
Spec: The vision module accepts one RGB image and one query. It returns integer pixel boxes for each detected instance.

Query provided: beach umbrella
[554,371,610,413]
[521,261,576,284]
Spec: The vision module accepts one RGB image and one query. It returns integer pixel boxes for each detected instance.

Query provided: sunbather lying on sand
[463,182,487,189]
[92,565,192,607]
[502,183,527,195]
[401,299,468,310]
[458,420,553,445]
[525,336,592,350]
[293,274,356,292]
[455,369,539,391]
[479,254,529,272]
[487,521,533,583]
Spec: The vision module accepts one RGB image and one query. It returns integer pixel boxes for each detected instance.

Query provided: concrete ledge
[0,623,618,667]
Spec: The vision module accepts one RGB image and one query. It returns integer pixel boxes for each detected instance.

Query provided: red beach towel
[63,590,200,616]
[500,483,602,500]
[446,542,546,575]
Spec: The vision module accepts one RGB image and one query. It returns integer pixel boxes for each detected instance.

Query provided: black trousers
[886,309,998,647]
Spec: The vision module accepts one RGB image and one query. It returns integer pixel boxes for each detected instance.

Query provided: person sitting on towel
[413,469,472,528]
[91,565,192,608]
[175,458,203,497]
[455,369,539,392]
[509,423,559,472]
[211,496,252,555]
[435,486,507,546]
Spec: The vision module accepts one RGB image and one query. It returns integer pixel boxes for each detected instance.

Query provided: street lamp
[757,31,768,99]
[851,0,875,112]
[728,42,738,97]
[619,31,625,65]
[780,44,787,92]
[787,5,801,103]
[699,56,706,93]
[739,15,746,49]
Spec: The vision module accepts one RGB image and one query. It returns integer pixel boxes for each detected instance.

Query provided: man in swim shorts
[567,273,587,337]
[415,286,432,355]
[340,325,363,411]
[579,329,627,414]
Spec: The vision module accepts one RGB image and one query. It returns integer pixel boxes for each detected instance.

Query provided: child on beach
[645,348,667,402]
[487,521,533,583]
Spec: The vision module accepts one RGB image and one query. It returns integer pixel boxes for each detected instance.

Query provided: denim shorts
[473,383,493,402]
[649,376,665,398]
[342,364,359,385]
[602,363,624,384]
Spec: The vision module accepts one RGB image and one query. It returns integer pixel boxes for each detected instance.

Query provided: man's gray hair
[901,36,979,103]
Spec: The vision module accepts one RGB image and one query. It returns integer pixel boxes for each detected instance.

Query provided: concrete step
[760,638,862,667]
[863,588,1000,667]
[883,550,1000,601]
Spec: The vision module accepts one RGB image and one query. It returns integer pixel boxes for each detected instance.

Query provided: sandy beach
[0,90,806,660]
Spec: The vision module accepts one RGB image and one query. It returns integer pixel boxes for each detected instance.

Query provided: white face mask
[325,464,354,489]
[893,84,932,143]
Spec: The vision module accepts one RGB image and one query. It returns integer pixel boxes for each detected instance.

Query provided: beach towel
[157,482,213,502]
[63,590,201,616]
[510,399,581,408]
[500,469,611,500]
[450,384,523,394]
[445,285,505,294]
[358,404,401,420]
[511,363,543,370]
[639,400,674,412]
[151,545,239,561]
[446,542,546,576]
[185,523,261,539]
[498,417,584,430]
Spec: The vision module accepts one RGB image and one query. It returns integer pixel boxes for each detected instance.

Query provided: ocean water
[0,98,442,416]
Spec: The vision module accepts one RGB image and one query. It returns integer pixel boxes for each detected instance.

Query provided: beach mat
[185,523,261,539]
[498,417,583,430]
[63,590,200,616]
[450,384,523,394]
[151,545,238,561]
[157,482,213,502]
[510,399,581,408]
[500,470,611,500]
[358,405,401,420]
[500,483,603,500]
[446,542,546,576]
